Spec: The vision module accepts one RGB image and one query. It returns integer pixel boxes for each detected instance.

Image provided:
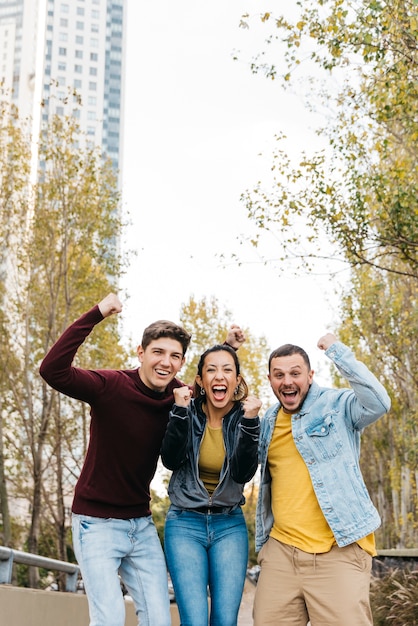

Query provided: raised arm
[225,325,246,350]
[319,334,391,429]
[39,294,123,402]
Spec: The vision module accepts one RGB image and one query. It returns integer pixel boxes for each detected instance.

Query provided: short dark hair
[268,344,311,371]
[193,344,248,401]
[141,320,192,356]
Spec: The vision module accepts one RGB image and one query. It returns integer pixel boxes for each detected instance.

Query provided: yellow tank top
[268,408,376,555]
[198,425,225,495]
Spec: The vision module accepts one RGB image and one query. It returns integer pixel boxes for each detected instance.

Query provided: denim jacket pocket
[305,412,343,460]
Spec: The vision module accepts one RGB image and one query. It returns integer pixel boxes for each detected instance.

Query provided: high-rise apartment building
[0,0,126,176]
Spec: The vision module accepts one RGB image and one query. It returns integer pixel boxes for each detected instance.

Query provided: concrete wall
[0,585,180,625]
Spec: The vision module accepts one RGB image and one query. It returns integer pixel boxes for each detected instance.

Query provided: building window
[60,18,68,27]
[58,47,67,56]
[87,111,96,120]
[74,79,82,88]
[74,65,82,73]
[75,50,83,58]
[75,35,83,44]
[90,38,98,48]
[58,62,66,70]
[59,32,68,42]
[92,10,99,19]
[90,52,98,61]
[88,96,96,106]
[77,7,85,15]
[89,81,97,91]
[61,3,69,13]
[89,67,97,76]
[91,24,99,33]
[76,21,84,30]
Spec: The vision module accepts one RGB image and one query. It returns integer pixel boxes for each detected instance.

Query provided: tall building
[0,0,126,176]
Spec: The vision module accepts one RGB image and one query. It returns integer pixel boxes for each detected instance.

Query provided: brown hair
[268,344,311,371]
[193,344,248,401]
[141,320,192,356]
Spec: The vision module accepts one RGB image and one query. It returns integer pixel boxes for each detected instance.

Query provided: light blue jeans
[164,506,248,626]
[72,514,171,626]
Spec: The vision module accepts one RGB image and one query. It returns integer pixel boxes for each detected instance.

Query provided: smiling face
[137,338,185,392]
[268,353,314,414]
[196,350,241,413]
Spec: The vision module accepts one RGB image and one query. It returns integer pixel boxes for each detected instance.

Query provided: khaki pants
[253,537,373,626]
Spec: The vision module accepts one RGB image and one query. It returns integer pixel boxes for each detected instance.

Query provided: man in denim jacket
[253,333,391,626]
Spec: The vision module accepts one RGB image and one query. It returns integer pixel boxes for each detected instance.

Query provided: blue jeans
[164,506,248,626]
[72,514,171,626]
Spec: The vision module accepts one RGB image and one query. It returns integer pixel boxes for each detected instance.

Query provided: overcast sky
[120,1,341,384]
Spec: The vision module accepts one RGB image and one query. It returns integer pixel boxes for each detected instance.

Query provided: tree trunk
[0,412,11,545]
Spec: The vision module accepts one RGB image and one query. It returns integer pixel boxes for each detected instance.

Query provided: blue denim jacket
[256,341,391,552]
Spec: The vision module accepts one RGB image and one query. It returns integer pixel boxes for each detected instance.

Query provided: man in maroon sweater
[40,293,245,626]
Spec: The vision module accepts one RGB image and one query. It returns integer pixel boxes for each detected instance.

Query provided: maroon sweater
[39,305,184,518]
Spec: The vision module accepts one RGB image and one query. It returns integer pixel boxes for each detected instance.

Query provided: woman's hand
[173,386,192,407]
[242,395,262,419]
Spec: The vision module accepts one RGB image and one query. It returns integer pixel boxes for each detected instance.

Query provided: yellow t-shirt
[198,425,225,495]
[268,408,376,556]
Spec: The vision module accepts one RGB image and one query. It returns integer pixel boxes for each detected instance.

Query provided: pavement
[238,578,256,625]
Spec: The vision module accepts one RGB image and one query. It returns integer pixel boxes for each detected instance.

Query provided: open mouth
[155,369,170,377]
[212,385,228,401]
[282,390,297,400]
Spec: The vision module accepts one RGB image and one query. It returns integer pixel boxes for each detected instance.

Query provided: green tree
[238,0,417,278]
[236,0,417,546]
[0,100,32,547]
[335,266,417,548]
[0,109,129,587]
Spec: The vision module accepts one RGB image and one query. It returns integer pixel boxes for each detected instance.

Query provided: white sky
[120,1,342,385]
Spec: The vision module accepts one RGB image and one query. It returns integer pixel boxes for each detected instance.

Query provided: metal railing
[0,546,80,592]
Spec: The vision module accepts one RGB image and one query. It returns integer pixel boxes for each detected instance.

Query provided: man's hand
[226,324,246,350]
[317,333,337,351]
[242,395,262,419]
[98,293,123,318]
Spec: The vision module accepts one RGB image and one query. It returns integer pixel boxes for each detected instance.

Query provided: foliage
[0,100,32,545]
[150,488,171,549]
[238,0,417,278]
[0,105,128,586]
[243,480,258,565]
[370,568,418,626]
[236,0,417,546]
[335,265,417,548]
